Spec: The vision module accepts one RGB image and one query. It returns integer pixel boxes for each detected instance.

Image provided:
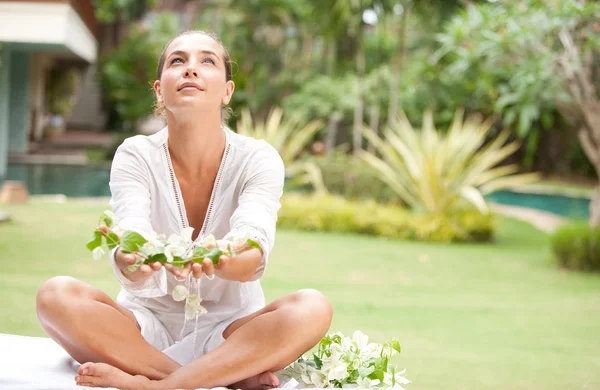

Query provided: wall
[8,50,30,154]
[0,45,11,177]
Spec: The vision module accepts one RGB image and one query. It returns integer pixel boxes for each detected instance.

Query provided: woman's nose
[184,66,198,78]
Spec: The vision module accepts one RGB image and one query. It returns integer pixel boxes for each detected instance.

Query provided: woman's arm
[108,138,168,297]
[216,141,285,282]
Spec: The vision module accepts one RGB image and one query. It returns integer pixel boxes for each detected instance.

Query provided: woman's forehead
[166,33,224,59]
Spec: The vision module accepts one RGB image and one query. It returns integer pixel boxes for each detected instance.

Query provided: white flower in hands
[185,294,207,320]
[145,231,167,249]
[201,234,216,248]
[172,285,189,302]
[92,246,107,261]
[216,239,231,251]
[357,377,381,389]
[166,227,194,262]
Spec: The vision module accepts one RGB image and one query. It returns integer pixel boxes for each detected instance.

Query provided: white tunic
[107,126,285,363]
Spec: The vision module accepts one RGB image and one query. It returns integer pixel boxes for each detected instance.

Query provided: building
[0,0,98,177]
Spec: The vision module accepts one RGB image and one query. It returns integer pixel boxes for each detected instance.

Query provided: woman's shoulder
[116,128,168,155]
[225,127,282,163]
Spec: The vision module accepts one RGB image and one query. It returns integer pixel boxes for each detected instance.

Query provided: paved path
[491,203,567,233]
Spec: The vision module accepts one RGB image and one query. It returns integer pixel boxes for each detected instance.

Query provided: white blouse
[108,126,285,327]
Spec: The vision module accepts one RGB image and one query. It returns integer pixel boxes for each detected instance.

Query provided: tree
[435,0,600,225]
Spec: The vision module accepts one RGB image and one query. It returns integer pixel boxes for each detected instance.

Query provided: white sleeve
[108,139,167,298]
[223,142,285,281]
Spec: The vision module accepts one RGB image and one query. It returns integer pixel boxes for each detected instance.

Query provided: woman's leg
[76,288,333,390]
[36,276,181,380]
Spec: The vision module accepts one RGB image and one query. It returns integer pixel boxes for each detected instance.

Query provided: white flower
[216,239,231,251]
[165,228,193,262]
[359,342,383,361]
[201,234,216,248]
[172,285,188,302]
[310,371,328,388]
[353,331,369,349]
[92,246,106,261]
[383,371,412,389]
[321,350,348,382]
[145,231,166,249]
[357,377,380,389]
[184,294,207,320]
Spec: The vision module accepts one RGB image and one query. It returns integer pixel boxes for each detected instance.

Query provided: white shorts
[120,299,250,365]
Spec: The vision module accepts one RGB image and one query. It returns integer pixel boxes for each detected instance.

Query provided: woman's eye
[171,58,183,64]
[203,58,215,65]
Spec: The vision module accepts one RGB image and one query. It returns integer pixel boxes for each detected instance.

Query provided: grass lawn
[1,199,599,389]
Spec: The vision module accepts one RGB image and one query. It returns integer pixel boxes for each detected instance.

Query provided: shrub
[551,223,600,272]
[278,193,495,243]
[316,151,402,205]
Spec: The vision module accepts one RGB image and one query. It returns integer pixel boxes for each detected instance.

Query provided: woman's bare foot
[75,362,154,390]
[230,371,280,390]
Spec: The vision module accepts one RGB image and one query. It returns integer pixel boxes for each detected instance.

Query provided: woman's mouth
[178,82,203,91]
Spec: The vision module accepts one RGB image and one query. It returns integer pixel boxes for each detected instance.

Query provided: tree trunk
[353,41,365,155]
[590,186,600,228]
[388,5,408,126]
[325,112,342,151]
[368,104,380,154]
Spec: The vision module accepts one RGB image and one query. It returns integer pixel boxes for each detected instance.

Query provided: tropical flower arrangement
[87,211,411,388]
[282,331,410,389]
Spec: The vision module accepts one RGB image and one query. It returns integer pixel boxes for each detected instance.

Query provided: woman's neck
[166,112,226,176]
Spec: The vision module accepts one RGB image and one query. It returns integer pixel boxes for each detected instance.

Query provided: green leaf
[86,229,103,251]
[358,366,375,378]
[139,245,164,257]
[204,248,224,265]
[192,246,210,258]
[170,256,186,269]
[247,239,261,250]
[145,253,167,264]
[387,339,401,354]
[100,210,116,228]
[106,232,120,249]
[120,231,147,253]
[313,354,323,370]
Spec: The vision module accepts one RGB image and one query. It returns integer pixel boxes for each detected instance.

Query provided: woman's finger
[191,263,203,279]
[202,258,215,275]
[150,262,162,271]
[139,264,152,275]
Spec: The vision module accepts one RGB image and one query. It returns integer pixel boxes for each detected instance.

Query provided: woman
[36,30,333,390]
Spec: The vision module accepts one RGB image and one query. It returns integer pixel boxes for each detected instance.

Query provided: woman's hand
[165,257,222,280]
[100,226,163,282]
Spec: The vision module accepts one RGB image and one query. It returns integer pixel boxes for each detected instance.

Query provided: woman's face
[154,33,234,118]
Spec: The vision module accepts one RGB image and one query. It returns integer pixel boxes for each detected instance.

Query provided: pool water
[2,163,111,198]
[1,164,593,219]
[486,190,590,220]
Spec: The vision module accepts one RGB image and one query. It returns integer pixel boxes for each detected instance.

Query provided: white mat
[0,333,299,390]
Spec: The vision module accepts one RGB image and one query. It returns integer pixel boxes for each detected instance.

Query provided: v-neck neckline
[163,127,231,241]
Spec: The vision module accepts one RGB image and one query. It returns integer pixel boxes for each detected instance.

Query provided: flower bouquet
[86,210,261,319]
[282,331,410,389]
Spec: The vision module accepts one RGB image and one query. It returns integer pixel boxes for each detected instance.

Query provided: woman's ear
[222,80,235,105]
[153,80,163,102]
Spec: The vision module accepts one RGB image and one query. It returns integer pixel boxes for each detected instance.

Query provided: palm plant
[236,107,327,194]
[358,110,540,215]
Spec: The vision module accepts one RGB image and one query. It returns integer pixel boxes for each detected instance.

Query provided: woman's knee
[287,289,333,331]
[36,276,90,317]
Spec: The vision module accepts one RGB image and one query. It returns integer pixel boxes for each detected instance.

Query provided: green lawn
[1,199,599,389]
